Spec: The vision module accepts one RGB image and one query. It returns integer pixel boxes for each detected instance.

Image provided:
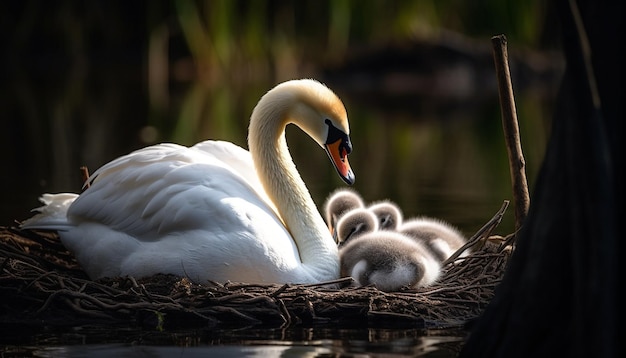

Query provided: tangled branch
[1,201,513,330]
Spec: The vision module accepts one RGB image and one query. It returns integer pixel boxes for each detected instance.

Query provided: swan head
[250,79,355,185]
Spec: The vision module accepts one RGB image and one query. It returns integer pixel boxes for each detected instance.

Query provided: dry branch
[491,34,530,233]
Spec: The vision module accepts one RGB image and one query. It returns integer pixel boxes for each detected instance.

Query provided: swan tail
[20,193,79,231]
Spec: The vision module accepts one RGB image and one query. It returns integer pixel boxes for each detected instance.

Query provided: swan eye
[324,119,352,158]
[324,119,346,142]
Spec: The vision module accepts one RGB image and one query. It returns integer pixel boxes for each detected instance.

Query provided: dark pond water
[2,326,466,357]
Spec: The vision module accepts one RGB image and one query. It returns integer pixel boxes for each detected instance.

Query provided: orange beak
[325,137,355,185]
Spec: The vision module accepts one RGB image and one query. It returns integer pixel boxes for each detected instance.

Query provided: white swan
[398,217,468,262]
[322,187,364,237]
[367,200,403,230]
[333,207,379,247]
[21,79,355,285]
[339,230,441,292]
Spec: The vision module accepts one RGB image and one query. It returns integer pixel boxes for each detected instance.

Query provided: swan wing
[21,193,79,230]
[59,142,301,282]
[71,142,282,236]
[191,140,279,216]
[191,140,257,180]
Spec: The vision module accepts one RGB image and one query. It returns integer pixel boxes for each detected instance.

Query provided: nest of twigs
[0,201,513,331]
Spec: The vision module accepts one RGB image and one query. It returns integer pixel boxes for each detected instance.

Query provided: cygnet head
[367,200,403,231]
[339,230,441,292]
[323,188,365,233]
[398,217,468,262]
[334,208,379,247]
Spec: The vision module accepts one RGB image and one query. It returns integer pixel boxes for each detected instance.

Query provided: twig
[491,34,530,233]
[442,200,509,266]
[302,276,353,288]
[80,166,91,190]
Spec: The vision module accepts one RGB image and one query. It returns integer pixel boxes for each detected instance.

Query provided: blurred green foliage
[169,0,550,78]
[2,0,555,235]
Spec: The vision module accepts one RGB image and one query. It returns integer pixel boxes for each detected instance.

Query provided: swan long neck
[248,90,339,281]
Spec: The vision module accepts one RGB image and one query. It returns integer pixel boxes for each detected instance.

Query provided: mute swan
[339,230,441,292]
[367,200,403,230]
[21,79,355,285]
[398,217,468,262]
[333,207,379,247]
[322,187,364,236]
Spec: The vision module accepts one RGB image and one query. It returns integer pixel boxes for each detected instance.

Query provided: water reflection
[7,327,466,357]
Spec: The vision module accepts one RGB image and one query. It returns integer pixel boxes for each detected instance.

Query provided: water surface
[3,326,466,357]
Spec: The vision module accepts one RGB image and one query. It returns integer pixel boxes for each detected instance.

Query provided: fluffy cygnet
[367,200,403,230]
[398,217,469,262]
[323,188,365,236]
[339,230,441,291]
[334,207,380,247]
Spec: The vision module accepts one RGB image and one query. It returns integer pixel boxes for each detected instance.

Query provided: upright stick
[491,34,530,234]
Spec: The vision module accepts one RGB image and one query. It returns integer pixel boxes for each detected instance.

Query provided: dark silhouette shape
[460,0,621,357]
